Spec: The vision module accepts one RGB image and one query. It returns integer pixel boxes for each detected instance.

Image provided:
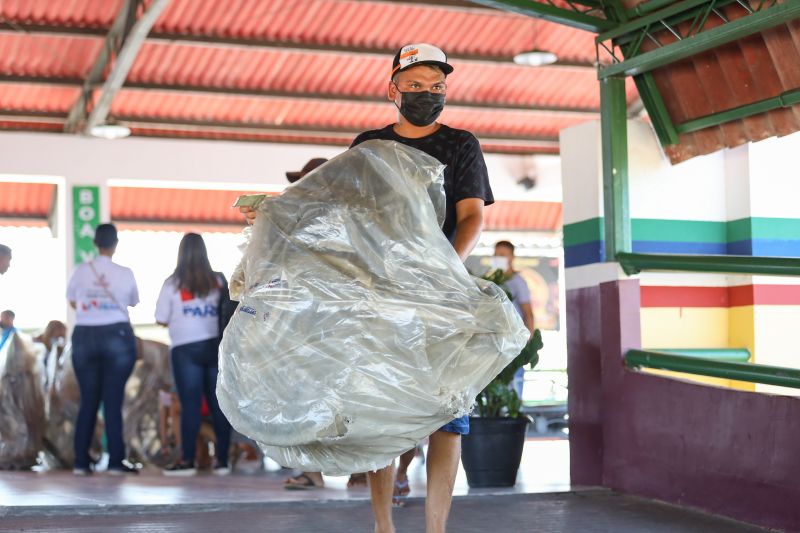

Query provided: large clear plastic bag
[0,333,45,469]
[218,140,528,475]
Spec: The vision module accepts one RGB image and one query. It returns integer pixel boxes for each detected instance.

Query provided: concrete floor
[0,491,765,532]
[0,439,571,507]
[0,439,764,532]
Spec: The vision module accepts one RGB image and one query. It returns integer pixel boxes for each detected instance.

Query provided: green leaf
[472,329,543,418]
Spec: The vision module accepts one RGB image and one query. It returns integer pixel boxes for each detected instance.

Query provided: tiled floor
[0,439,764,532]
[0,439,570,508]
[1,491,765,532]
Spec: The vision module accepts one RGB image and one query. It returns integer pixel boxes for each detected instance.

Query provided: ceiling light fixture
[515,18,558,67]
[513,50,558,67]
[88,123,131,140]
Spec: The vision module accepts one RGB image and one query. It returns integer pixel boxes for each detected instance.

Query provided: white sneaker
[212,465,231,476]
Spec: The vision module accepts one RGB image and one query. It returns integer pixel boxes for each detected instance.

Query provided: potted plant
[461,269,543,488]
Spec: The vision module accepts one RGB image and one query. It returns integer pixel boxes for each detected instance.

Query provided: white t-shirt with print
[67,256,139,326]
[155,276,221,348]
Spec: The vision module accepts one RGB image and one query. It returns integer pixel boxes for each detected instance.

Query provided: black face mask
[395,88,445,127]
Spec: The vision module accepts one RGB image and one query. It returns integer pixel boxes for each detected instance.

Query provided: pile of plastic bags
[218,140,528,475]
[0,334,45,469]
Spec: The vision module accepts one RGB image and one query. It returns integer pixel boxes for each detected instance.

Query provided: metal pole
[85,0,171,132]
[617,251,800,276]
[600,76,631,262]
[626,349,800,389]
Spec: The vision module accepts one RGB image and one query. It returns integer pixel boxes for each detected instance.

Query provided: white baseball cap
[391,43,454,78]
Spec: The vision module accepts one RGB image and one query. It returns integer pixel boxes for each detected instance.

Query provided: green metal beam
[626,350,800,388]
[597,0,712,43]
[601,76,631,261]
[626,0,683,17]
[466,0,615,32]
[633,73,680,145]
[617,251,800,276]
[598,1,800,78]
[597,0,681,147]
[652,348,751,362]
[676,87,800,134]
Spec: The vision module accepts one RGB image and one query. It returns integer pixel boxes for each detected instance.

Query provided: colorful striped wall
[639,281,800,394]
[561,120,800,397]
[562,120,800,527]
[564,217,800,268]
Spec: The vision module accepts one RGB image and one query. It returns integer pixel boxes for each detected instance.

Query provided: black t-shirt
[350,124,494,242]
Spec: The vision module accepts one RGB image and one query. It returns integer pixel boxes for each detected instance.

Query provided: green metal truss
[466,0,615,33]
[476,0,799,144]
[480,0,800,270]
[597,0,797,79]
[599,0,680,147]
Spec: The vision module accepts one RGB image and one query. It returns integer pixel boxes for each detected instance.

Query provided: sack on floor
[0,333,45,469]
[218,139,528,475]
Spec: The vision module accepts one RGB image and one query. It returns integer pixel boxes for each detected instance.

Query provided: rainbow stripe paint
[564,217,800,268]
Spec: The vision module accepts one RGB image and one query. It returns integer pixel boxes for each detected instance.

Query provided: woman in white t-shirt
[156,233,232,476]
[66,224,139,475]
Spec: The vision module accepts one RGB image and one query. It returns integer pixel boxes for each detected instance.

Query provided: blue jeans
[171,338,232,466]
[72,322,137,470]
[441,415,470,435]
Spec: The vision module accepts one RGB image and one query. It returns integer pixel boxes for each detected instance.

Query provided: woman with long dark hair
[156,233,232,476]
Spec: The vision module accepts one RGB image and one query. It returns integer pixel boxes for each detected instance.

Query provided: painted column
[736,133,800,395]
[561,120,621,486]
[64,176,109,328]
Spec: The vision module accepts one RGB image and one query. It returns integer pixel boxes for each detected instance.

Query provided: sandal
[393,478,410,507]
[346,472,367,488]
[284,473,323,490]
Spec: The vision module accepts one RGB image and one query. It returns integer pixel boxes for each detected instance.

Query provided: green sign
[73,185,101,264]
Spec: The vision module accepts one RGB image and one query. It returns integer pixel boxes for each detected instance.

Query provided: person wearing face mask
[238,44,494,532]
[349,43,494,533]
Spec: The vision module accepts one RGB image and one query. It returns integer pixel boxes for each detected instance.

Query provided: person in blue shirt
[0,310,16,351]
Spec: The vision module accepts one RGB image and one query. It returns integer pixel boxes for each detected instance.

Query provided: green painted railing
[616,252,800,277]
[626,349,800,389]
[651,348,750,362]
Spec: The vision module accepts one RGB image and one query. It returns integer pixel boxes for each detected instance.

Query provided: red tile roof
[620,0,800,163]
[0,0,616,154]
[109,186,562,232]
[111,186,268,225]
[0,182,55,219]
[0,0,796,162]
[484,200,562,232]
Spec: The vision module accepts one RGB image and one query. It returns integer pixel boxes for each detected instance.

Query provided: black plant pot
[461,417,528,488]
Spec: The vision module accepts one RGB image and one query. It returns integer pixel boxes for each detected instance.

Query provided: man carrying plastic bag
[231,43,528,533]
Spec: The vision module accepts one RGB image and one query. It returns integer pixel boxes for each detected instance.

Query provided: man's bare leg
[425,430,461,533]
[368,463,396,533]
[394,448,415,503]
[397,448,415,481]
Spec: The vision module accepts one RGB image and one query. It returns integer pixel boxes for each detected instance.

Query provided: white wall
[0,131,557,202]
[559,119,728,225]
[747,133,800,219]
[0,131,561,330]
